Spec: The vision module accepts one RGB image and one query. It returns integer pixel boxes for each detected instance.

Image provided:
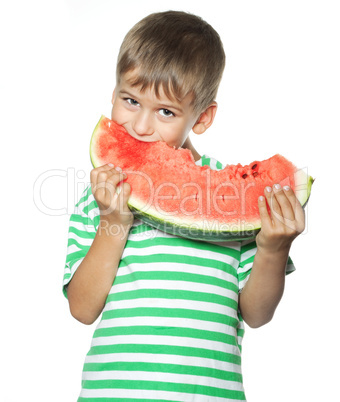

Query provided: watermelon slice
[90,116,313,241]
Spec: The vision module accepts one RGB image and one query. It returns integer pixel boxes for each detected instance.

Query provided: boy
[64,11,305,401]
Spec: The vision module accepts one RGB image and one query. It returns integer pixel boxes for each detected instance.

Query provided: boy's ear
[111,89,116,104]
[192,102,218,135]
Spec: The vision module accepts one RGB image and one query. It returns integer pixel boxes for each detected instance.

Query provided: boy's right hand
[90,163,134,228]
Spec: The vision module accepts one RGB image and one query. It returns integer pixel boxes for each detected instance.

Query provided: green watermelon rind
[126,193,261,241]
[89,115,107,169]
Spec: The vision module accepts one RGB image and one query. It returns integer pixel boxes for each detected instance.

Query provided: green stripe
[70,213,93,226]
[119,254,238,278]
[125,235,240,259]
[68,226,96,239]
[200,155,212,167]
[81,379,245,399]
[102,307,239,328]
[130,223,156,235]
[83,361,243,383]
[113,270,238,293]
[87,343,241,365]
[93,325,238,347]
[63,272,71,281]
[67,237,91,250]
[83,199,99,215]
[66,250,87,263]
[76,186,92,207]
[78,399,178,402]
[239,255,254,267]
[106,288,237,309]
[216,159,223,169]
[238,271,250,287]
[240,240,256,254]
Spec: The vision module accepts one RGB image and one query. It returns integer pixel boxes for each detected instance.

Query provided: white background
[1,0,339,401]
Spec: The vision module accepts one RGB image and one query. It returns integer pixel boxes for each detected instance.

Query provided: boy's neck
[182,137,201,162]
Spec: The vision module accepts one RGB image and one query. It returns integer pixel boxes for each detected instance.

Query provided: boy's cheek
[111,104,126,125]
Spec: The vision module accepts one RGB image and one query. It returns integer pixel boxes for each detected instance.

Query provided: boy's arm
[239,184,305,328]
[67,164,133,325]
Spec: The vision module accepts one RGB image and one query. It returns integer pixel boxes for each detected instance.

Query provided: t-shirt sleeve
[62,186,98,298]
[238,239,296,292]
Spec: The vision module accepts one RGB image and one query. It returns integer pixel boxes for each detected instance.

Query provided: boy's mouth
[126,132,156,143]
[124,127,162,143]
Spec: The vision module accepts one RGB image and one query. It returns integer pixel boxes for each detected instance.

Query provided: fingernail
[274,183,281,190]
[115,166,122,171]
[108,163,114,167]
[259,195,265,201]
[266,186,272,192]
[283,185,290,191]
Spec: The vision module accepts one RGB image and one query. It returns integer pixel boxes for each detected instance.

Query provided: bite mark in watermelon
[90,116,313,241]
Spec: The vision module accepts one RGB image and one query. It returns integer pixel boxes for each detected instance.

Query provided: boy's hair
[116,11,225,114]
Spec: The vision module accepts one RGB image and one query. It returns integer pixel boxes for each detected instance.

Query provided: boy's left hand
[256,184,305,254]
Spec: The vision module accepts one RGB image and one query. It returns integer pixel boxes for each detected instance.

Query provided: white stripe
[109,279,238,300]
[90,333,240,356]
[81,369,243,392]
[69,219,96,234]
[206,240,240,250]
[74,198,100,221]
[63,258,83,286]
[96,316,239,338]
[79,387,239,402]
[128,223,242,250]
[87,208,100,223]
[240,247,256,263]
[104,297,237,320]
[66,243,86,256]
[122,243,239,266]
[84,352,242,376]
[67,232,94,247]
[75,190,94,208]
[237,261,253,275]
[238,278,250,291]
[129,226,160,239]
[116,262,238,288]
[73,206,99,224]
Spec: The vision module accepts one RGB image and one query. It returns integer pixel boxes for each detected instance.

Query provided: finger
[100,162,115,169]
[283,185,306,231]
[96,168,125,206]
[104,168,127,189]
[90,164,115,189]
[264,186,283,225]
[272,183,295,221]
[258,195,273,229]
[94,166,124,187]
[116,181,131,213]
[91,166,123,206]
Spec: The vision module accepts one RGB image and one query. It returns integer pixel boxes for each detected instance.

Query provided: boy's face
[111,71,201,150]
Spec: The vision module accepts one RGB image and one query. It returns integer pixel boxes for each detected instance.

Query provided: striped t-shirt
[63,154,295,401]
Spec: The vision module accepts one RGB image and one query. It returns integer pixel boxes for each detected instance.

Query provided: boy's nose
[132,112,154,136]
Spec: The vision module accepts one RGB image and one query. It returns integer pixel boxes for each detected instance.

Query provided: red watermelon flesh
[90,116,313,241]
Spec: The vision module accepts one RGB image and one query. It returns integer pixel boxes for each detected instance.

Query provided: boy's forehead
[119,69,195,109]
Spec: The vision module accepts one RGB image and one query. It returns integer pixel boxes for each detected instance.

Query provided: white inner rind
[128,193,262,234]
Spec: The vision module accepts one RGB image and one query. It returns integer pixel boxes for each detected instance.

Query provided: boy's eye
[126,98,139,106]
[159,108,174,117]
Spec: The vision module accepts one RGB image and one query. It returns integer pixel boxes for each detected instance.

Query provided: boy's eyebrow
[119,89,184,113]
